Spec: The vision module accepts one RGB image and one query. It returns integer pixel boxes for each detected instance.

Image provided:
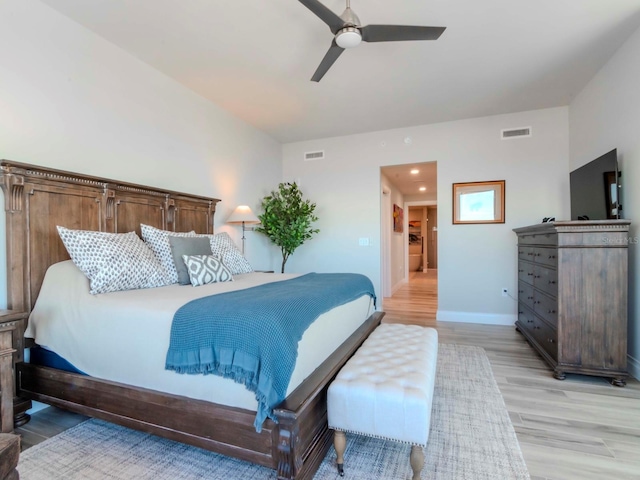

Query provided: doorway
[405,202,437,282]
[380,162,437,300]
[407,205,438,273]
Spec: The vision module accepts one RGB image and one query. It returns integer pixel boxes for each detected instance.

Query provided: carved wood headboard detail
[0,161,221,313]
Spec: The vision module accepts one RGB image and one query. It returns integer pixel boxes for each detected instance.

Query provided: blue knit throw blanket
[165,273,376,431]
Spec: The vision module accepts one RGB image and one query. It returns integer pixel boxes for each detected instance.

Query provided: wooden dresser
[513,220,630,386]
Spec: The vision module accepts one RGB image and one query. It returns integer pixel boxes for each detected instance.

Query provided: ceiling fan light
[336,27,362,48]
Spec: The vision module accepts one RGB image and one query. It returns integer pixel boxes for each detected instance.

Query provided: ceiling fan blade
[360,25,446,42]
[311,40,345,82]
[298,0,345,34]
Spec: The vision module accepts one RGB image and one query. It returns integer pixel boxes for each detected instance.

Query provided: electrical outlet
[502,288,508,297]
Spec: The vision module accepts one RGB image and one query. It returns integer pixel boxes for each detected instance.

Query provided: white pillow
[202,232,253,275]
[140,224,195,284]
[182,255,234,286]
[56,226,170,294]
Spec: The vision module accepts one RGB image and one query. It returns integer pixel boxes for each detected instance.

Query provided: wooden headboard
[0,161,221,313]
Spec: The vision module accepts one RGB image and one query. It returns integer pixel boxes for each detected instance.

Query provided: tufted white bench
[327,323,438,479]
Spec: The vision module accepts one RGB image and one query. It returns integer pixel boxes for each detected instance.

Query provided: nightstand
[0,310,28,433]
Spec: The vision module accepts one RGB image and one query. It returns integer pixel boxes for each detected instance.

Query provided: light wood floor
[15,270,640,479]
[384,270,640,480]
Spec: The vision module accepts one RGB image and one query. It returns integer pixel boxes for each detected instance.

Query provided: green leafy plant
[255,182,319,273]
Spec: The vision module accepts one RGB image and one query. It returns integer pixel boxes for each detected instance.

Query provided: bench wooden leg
[333,430,346,476]
[410,445,424,480]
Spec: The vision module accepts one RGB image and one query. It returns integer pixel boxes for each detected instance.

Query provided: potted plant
[255,182,319,273]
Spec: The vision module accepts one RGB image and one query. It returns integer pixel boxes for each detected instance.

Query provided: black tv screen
[570,148,620,220]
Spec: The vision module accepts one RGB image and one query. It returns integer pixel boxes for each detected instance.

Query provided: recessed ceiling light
[419,187,426,192]
[410,169,419,175]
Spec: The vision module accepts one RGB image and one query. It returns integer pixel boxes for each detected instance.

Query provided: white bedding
[25,261,374,412]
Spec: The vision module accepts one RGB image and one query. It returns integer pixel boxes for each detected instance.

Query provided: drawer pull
[535,253,541,257]
[518,311,523,314]
[548,338,555,344]
[527,320,534,324]
[518,290,524,294]
[548,255,556,259]
[518,269,524,273]
[534,300,541,305]
[548,280,556,285]
[527,252,534,256]
[528,273,534,276]
[533,326,540,330]
[534,275,540,278]
[527,296,534,300]
[547,309,556,314]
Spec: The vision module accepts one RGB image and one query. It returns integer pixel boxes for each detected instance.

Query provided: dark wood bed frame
[0,161,383,479]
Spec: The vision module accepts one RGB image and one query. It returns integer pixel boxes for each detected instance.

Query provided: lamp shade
[227,205,260,224]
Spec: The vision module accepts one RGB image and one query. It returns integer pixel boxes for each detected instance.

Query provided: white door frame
[380,186,392,298]
[404,200,437,283]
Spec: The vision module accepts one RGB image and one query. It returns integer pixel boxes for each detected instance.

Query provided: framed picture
[453,180,505,224]
[393,204,403,232]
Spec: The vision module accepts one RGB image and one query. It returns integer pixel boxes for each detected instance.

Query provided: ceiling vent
[501,127,532,140]
[304,150,325,161]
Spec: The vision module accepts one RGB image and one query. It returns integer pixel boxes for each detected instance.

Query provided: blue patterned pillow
[182,255,234,286]
[201,232,253,274]
[141,224,195,284]
[57,226,170,294]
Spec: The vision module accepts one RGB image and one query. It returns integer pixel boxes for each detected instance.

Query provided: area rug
[17,344,530,479]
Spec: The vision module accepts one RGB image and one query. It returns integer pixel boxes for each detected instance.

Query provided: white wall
[380,174,406,293]
[569,24,640,378]
[283,107,570,323]
[0,0,283,307]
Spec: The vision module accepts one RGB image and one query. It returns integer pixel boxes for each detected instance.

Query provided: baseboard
[390,279,407,296]
[628,354,640,381]
[436,310,517,326]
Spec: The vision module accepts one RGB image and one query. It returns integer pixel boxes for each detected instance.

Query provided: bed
[0,160,383,480]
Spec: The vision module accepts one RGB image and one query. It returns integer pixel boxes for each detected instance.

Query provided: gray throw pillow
[168,236,213,285]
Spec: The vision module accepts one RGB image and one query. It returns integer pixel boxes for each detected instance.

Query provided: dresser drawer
[518,246,535,262]
[518,281,535,310]
[517,305,536,333]
[532,247,558,268]
[518,262,535,285]
[534,265,558,297]
[533,290,558,327]
[518,232,558,246]
[532,317,558,361]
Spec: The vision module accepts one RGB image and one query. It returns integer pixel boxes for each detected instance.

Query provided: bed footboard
[274,311,384,479]
[17,311,384,480]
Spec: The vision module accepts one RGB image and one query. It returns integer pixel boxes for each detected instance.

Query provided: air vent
[501,127,532,139]
[304,150,325,161]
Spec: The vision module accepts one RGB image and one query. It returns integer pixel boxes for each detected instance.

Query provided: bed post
[0,166,28,312]
[0,165,33,426]
[276,413,302,479]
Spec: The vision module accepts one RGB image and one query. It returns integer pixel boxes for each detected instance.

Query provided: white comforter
[25,261,374,411]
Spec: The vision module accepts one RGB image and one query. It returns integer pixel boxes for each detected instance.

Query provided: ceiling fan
[298,0,446,82]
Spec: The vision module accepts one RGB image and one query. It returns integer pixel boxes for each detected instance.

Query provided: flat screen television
[570,148,621,220]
